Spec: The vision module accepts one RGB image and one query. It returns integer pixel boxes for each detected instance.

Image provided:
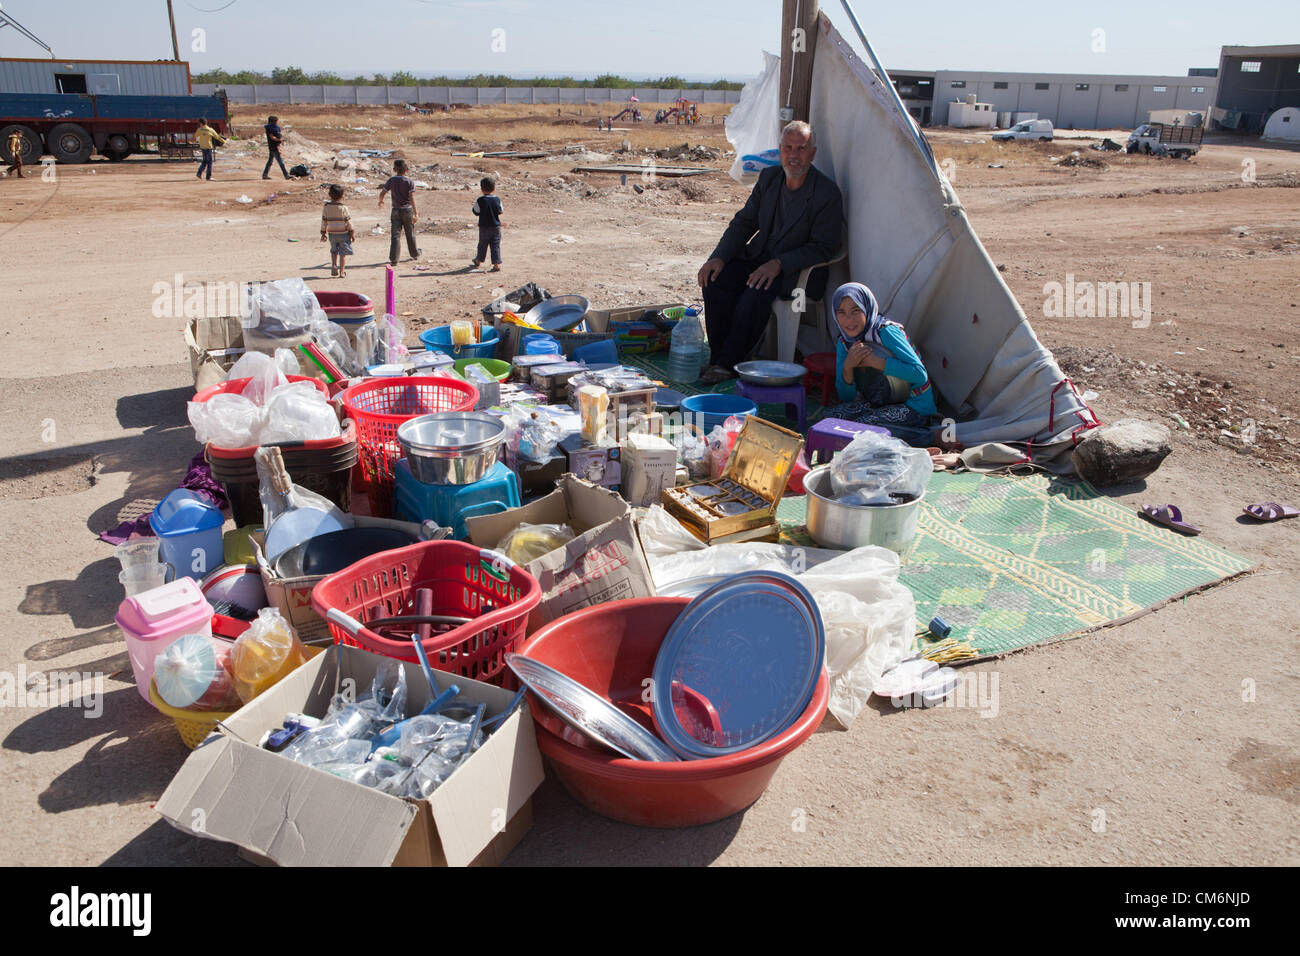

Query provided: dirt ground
[1,104,1297,867]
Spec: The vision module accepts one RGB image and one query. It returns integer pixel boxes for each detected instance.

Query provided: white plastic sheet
[725,51,782,184]
[638,506,915,726]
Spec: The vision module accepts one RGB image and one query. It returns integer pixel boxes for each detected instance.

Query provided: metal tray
[735,360,807,387]
[651,572,824,759]
[505,653,680,762]
[524,294,591,333]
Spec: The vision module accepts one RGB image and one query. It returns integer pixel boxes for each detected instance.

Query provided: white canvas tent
[725,15,1096,469]
[1262,107,1300,143]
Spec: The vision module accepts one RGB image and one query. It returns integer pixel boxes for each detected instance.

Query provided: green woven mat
[622,352,829,430]
[776,471,1254,660]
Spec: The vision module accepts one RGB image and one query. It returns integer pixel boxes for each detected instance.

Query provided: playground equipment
[655,98,700,126]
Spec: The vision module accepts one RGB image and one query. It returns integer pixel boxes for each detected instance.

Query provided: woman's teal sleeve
[878,324,929,385]
[834,339,857,402]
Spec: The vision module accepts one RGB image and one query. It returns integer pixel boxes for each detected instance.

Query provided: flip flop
[1243,502,1300,522]
[1138,503,1201,536]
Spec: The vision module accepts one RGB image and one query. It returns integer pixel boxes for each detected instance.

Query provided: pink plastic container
[115,578,214,704]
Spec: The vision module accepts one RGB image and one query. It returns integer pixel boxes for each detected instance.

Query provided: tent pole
[779,0,819,125]
[837,0,942,181]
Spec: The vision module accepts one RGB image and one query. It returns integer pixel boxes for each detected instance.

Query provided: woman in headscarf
[824,281,937,445]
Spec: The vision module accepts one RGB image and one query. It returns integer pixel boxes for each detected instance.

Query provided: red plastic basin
[520,597,829,828]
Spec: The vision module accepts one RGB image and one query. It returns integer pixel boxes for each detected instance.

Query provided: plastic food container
[519,597,828,827]
[680,394,758,433]
[148,489,226,581]
[116,578,214,704]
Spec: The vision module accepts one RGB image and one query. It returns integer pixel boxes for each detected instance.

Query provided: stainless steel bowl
[524,294,590,332]
[397,412,506,485]
[803,464,925,554]
[735,360,807,387]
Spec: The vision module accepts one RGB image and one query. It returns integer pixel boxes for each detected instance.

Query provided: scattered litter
[550,234,576,244]
[413,180,430,188]
[987,163,1004,168]
[1081,390,1099,402]
[236,195,253,204]
[1171,413,1190,429]
[287,238,299,243]
[370,226,385,236]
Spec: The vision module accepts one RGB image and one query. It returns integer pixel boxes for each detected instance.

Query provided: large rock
[1072,419,1173,486]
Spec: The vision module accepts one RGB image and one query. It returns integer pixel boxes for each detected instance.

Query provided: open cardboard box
[465,474,655,629]
[156,643,544,867]
[186,315,246,391]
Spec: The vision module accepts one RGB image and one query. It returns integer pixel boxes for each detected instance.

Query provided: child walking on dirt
[5,129,25,178]
[194,118,226,181]
[321,184,355,278]
[471,177,503,271]
[378,158,421,267]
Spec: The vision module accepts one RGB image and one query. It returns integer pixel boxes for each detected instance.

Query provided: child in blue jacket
[824,281,937,445]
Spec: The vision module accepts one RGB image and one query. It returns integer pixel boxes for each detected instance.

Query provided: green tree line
[194,68,743,90]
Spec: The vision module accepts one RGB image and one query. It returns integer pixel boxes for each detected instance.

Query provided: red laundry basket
[193,374,329,403]
[339,376,479,517]
[310,540,540,684]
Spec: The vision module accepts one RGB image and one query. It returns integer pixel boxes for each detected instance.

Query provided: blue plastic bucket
[680,394,758,433]
[149,490,225,580]
[418,325,500,359]
[522,333,561,356]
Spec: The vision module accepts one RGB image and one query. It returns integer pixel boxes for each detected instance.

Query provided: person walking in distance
[262,115,290,180]
[5,129,25,178]
[378,158,421,267]
[194,117,226,181]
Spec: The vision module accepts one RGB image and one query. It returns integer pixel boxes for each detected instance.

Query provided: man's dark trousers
[702,258,781,370]
[263,146,289,178]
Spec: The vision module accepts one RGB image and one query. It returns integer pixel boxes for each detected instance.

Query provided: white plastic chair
[763,245,848,363]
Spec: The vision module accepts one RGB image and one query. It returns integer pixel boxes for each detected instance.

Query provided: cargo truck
[0,90,229,165]
[1126,122,1202,159]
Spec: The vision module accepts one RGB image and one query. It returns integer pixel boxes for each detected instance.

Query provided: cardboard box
[156,643,544,867]
[491,302,686,360]
[622,433,678,507]
[186,315,247,391]
[255,516,425,646]
[559,433,621,491]
[466,474,656,629]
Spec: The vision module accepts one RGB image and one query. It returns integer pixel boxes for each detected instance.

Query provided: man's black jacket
[709,163,844,298]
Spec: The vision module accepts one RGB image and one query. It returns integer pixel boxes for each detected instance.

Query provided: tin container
[802,464,925,553]
[661,417,803,543]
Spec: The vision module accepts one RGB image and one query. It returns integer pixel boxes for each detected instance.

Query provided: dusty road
[1,106,1296,866]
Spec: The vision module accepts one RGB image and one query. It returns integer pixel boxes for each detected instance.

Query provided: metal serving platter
[523,294,591,333]
[651,571,825,759]
[505,653,680,762]
[734,360,807,387]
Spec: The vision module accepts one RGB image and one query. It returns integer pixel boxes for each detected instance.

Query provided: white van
[992,119,1054,142]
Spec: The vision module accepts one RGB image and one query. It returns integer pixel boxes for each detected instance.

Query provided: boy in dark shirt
[262,115,289,180]
[378,158,421,267]
[471,177,504,272]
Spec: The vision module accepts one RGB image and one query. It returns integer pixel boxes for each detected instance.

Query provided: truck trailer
[0,90,229,164]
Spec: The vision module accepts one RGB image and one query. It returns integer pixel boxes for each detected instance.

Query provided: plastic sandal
[1138,503,1201,536]
[1243,502,1300,522]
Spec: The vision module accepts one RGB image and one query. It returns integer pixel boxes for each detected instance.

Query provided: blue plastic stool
[393,460,521,539]
[736,379,807,434]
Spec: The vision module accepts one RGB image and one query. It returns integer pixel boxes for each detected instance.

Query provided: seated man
[696,120,843,384]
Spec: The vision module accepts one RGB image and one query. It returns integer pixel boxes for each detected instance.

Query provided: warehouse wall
[191,83,741,105]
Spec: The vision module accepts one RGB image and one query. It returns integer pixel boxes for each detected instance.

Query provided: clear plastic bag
[188,392,262,448]
[243,277,325,333]
[259,381,341,444]
[496,522,575,564]
[311,317,363,376]
[828,430,932,505]
[229,607,310,703]
[226,350,288,406]
[376,313,409,366]
[253,446,353,531]
[153,633,241,711]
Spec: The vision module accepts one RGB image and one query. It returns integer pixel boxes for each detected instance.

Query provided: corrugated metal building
[930,70,1215,129]
[0,58,191,95]
[1213,44,1300,132]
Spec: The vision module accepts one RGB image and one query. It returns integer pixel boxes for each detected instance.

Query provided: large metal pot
[803,464,925,554]
[397,412,506,485]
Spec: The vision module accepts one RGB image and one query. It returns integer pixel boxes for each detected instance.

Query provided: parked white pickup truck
[1126,122,1202,158]
[992,119,1054,141]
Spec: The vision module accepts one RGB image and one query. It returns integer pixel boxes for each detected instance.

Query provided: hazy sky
[0,0,1291,79]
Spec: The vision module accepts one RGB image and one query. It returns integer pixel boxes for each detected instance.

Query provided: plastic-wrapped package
[226,350,288,406]
[188,392,262,448]
[509,409,565,463]
[153,633,241,711]
[637,506,916,728]
[496,522,575,564]
[258,381,341,444]
[243,277,326,333]
[705,417,744,479]
[376,313,409,366]
[311,317,363,376]
[229,607,310,703]
[253,446,353,531]
[828,430,932,505]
